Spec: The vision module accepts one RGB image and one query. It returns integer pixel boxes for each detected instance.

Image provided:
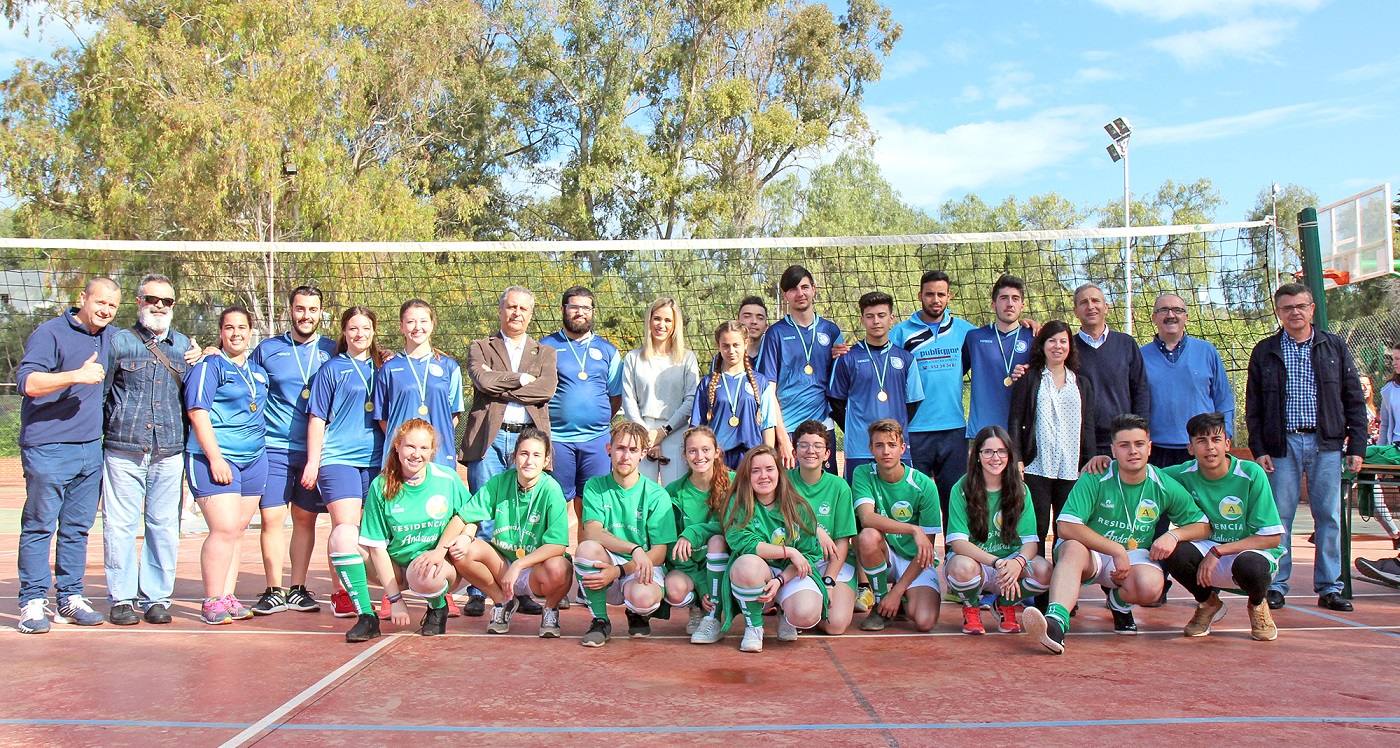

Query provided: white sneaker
[54,595,104,626]
[777,615,798,642]
[739,624,764,653]
[17,599,51,634]
[686,605,706,635]
[690,615,724,644]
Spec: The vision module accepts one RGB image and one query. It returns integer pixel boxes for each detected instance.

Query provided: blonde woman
[621,297,700,484]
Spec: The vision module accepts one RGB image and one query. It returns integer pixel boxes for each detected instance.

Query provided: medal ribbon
[343,353,373,402]
[1115,468,1142,544]
[404,351,431,407]
[222,352,257,407]
[289,333,320,390]
[992,324,1018,381]
[719,372,744,419]
[864,341,891,397]
[787,314,821,371]
[565,333,593,380]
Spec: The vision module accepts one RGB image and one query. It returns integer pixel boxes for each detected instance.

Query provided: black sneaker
[516,596,544,616]
[626,610,652,638]
[1022,606,1064,655]
[285,585,321,612]
[419,606,449,636]
[251,587,288,616]
[463,593,486,617]
[346,613,381,643]
[1111,608,1138,635]
[143,603,172,625]
[1266,589,1286,610]
[108,602,140,626]
[581,616,612,647]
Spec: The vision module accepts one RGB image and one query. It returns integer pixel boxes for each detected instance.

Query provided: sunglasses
[141,294,177,307]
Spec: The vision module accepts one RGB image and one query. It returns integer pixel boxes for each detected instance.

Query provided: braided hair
[705,321,758,424]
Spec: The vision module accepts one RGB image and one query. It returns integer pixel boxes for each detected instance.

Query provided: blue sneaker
[55,595,105,626]
[17,599,51,634]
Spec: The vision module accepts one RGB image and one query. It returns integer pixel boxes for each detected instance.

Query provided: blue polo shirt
[890,310,975,433]
[184,354,269,463]
[373,351,464,467]
[540,331,623,442]
[827,341,923,460]
[307,353,384,468]
[757,314,843,429]
[16,308,114,447]
[962,324,1034,436]
[251,334,337,452]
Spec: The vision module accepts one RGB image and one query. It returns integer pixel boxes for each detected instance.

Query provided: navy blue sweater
[1073,330,1151,453]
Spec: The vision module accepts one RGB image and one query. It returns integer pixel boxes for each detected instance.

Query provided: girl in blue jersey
[303,306,391,617]
[373,299,465,468]
[691,322,780,469]
[185,306,270,625]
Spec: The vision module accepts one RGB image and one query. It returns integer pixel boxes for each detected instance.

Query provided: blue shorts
[551,433,611,500]
[264,449,321,511]
[187,452,268,500]
[316,464,379,505]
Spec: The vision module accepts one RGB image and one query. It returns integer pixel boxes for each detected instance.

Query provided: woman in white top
[621,297,700,484]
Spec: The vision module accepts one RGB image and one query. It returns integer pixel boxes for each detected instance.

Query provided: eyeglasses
[1277,303,1312,313]
[1153,306,1187,315]
[978,448,1009,459]
[564,304,594,313]
[795,441,827,452]
[140,295,177,307]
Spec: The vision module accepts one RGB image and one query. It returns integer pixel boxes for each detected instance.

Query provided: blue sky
[2,0,1397,227]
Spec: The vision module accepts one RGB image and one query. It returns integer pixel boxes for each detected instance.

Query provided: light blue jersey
[373,351,465,467]
[757,314,843,428]
[827,341,924,460]
[251,334,337,451]
[540,331,623,442]
[184,353,269,463]
[690,371,778,452]
[307,353,384,468]
[890,311,974,433]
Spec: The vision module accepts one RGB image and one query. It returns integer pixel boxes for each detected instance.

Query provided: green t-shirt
[1059,462,1206,549]
[789,468,857,540]
[360,463,472,566]
[945,476,1038,559]
[582,472,678,549]
[851,463,943,561]
[461,469,570,559]
[665,471,732,550]
[1163,457,1285,562]
[722,497,823,569]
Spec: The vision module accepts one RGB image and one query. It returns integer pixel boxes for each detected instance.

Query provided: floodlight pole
[1121,138,1132,336]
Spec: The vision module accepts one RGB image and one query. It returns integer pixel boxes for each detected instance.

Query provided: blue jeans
[1267,432,1343,595]
[467,429,521,495]
[18,441,103,605]
[101,449,183,608]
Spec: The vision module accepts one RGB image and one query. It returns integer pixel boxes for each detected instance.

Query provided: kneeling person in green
[333,419,474,642]
[452,427,573,638]
[575,421,677,647]
[724,445,827,653]
[789,420,858,635]
[1162,411,1282,641]
[853,419,943,632]
[1024,414,1210,654]
[664,427,733,643]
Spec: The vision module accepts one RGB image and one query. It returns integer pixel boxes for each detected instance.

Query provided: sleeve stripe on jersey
[1058,514,1086,525]
[945,532,969,543]
[358,537,388,548]
[1254,526,1285,536]
[1020,534,1038,544]
[854,497,875,508]
[920,525,941,534]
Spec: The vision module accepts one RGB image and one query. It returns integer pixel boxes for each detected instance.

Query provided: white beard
[139,307,172,335]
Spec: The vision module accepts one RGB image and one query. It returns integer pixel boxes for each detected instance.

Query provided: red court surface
[1,488,1399,746]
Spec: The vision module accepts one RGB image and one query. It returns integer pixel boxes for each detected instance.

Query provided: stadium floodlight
[1106,143,1124,162]
[1104,117,1133,333]
[1104,117,1132,142]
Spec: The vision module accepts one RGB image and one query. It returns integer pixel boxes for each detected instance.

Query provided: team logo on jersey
[1135,498,1160,524]
[890,357,904,370]
[1218,496,1244,520]
[428,363,445,377]
[817,332,831,346]
[317,351,330,363]
[992,513,1003,531]
[589,348,603,360]
[818,503,831,516]
[891,500,914,522]
[425,494,450,520]
[528,513,541,523]
[1015,340,1029,353]
[252,372,268,383]
[771,527,787,546]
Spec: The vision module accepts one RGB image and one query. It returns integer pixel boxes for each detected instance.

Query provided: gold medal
[515,547,526,559]
[1003,376,1013,387]
[249,403,258,413]
[578,370,588,380]
[1126,538,1138,551]
[877,390,888,402]
[417,405,429,416]
[301,387,311,400]
[728,415,740,427]
[364,401,374,413]
[803,364,814,376]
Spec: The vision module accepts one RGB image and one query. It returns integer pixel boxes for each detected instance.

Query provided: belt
[1288,427,1316,434]
[500,422,530,433]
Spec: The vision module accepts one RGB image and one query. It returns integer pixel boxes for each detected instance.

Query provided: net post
[1298,206,1327,331]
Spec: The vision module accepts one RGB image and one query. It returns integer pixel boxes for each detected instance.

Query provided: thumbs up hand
[72,352,106,385]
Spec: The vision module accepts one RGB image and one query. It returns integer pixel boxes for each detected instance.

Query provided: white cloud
[1092,0,1324,21]
[885,50,930,81]
[1149,17,1295,67]
[1074,66,1123,82]
[988,63,1037,111]
[1336,57,1400,83]
[866,106,1108,208]
[1147,102,1361,145]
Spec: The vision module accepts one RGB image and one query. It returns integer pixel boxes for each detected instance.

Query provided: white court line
[219,634,401,748]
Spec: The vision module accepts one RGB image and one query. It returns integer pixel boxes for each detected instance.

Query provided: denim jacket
[104,324,191,459]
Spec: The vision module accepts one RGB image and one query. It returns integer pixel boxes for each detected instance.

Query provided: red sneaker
[997,604,1022,634]
[446,594,462,618]
[331,589,357,618]
[961,605,985,635]
[378,594,392,620]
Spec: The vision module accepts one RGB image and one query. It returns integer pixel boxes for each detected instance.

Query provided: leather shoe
[1317,592,1353,612]
[1266,589,1286,610]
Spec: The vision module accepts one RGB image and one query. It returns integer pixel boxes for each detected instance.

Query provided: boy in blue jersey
[540,287,624,522]
[891,270,975,513]
[738,296,769,364]
[249,286,339,616]
[962,275,1036,437]
[757,265,844,471]
[828,291,923,479]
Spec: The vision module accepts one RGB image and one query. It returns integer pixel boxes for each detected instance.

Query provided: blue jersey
[827,341,924,460]
[962,324,1034,437]
[757,315,843,429]
[540,331,623,442]
[184,353,269,463]
[690,371,778,452]
[251,334,337,452]
[307,353,384,468]
[890,311,975,433]
[373,351,465,467]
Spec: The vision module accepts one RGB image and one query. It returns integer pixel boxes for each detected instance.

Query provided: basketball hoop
[1293,269,1351,288]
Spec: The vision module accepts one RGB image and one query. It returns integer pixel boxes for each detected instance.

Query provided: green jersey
[360,463,472,566]
[461,469,569,560]
[945,477,1038,559]
[582,472,678,550]
[1060,462,1206,549]
[789,469,857,540]
[851,463,942,561]
[1163,457,1285,562]
[666,471,732,550]
[723,497,823,569]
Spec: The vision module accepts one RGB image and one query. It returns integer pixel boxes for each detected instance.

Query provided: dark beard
[564,317,591,336]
